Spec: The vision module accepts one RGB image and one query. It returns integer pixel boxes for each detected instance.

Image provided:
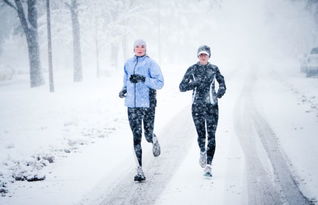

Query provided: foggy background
[1,0,318,85]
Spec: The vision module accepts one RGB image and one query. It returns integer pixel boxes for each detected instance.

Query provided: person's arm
[144,60,164,90]
[179,67,198,92]
[123,63,129,88]
[119,63,128,98]
[215,67,226,98]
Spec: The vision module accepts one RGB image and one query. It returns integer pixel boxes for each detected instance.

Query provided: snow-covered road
[1,64,317,205]
[92,106,194,205]
[235,68,313,205]
[76,66,246,205]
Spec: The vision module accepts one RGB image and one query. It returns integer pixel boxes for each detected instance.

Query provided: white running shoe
[204,164,212,177]
[199,151,207,168]
[134,166,146,182]
[152,134,161,157]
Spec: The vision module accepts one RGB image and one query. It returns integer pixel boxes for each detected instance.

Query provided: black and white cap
[197,45,211,57]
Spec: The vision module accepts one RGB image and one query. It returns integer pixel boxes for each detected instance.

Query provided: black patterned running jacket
[179,62,226,105]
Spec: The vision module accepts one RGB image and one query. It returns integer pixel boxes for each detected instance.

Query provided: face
[134,45,146,56]
[198,53,209,65]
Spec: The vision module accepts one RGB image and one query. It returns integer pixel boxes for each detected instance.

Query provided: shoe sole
[153,135,161,157]
[134,177,146,182]
[204,172,212,177]
[153,143,160,157]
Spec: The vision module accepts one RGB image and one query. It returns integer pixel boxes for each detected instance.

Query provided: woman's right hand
[119,89,127,98]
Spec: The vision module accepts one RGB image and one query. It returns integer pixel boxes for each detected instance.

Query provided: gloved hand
[119,88,127,98]
[130,74,146,83]
[189,80,200,88]
[216,88,225,98]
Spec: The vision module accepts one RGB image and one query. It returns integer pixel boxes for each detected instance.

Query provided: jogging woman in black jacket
[179,45,226,177]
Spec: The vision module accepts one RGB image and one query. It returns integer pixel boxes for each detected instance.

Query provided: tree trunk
[11,0,44,87]
[70,0,83,82]
[95,17,100,78]
[46,0,54,92]
[110,43,118,69]
[122,34,128,61]
[122,18,128,61]
[26,30,43,87]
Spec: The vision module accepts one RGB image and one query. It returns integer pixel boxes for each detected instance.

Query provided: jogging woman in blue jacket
[119,39,164,182]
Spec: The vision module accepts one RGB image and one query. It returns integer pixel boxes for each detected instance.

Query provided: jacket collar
[134,55,148,61]
[196,62,210,66]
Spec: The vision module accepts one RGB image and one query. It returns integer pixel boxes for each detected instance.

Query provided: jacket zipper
[192,73,196,103]
[133,57,139,107]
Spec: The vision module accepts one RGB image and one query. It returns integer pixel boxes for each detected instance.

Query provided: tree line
[2,0,317,90]
[1,0,152,90]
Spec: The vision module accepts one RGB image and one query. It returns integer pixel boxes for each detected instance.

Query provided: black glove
[189,80,199,89]
[216,88,225,98]
[119,88,127,98]
[129,74,145,83]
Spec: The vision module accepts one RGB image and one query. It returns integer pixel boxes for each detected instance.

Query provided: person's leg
[192,104,207,153]
[143,107,155,143]
[143,106,161,157]
[206,104,219,165]
[192,104,208,168]
[128,108,143,166]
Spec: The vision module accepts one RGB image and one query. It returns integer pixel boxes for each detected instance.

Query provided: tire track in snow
[235,90,282,205]
[97,106,195,205]
[234,69,313,205]
[252,107,313,205]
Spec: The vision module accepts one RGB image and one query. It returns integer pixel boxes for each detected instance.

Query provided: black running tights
[128,107,155,166]
[192,103,219,165]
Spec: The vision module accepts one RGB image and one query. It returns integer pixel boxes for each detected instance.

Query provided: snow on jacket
[123,55,164,108]
[179,62,226,105]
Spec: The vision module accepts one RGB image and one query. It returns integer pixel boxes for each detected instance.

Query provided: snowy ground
[0,63,318,204]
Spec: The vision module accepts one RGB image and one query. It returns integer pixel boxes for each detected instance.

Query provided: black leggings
[192,103,219,165]
[128,107,155,166]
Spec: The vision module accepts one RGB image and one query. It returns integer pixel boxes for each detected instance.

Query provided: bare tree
[65,0,83,82]
[94,16,100,78]
[46,0,54,92]
[3,0,44,87]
